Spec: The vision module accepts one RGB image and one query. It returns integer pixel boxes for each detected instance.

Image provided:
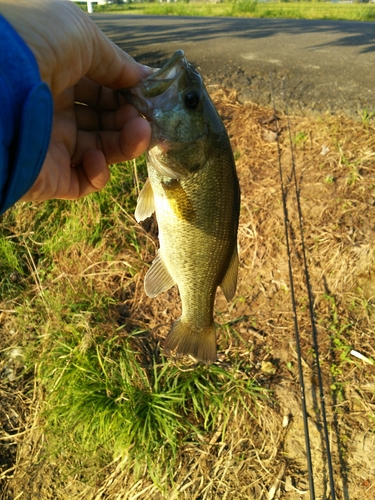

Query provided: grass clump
[34,328,263,487]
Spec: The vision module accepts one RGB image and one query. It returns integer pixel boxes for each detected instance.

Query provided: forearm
[0,13,53,214]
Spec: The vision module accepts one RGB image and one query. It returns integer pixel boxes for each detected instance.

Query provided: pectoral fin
[144,251,175,298]
[220,246,239,302]
[135,178,155,222]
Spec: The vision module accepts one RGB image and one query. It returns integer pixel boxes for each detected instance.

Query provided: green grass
[91,1,375,22]
[36,330,262,484]
[0,157,264,491]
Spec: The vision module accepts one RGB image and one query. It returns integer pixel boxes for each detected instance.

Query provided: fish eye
[184,90,201,110]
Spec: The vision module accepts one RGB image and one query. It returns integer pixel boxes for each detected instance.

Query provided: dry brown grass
[213,88,375,499]
[1,89,375,499]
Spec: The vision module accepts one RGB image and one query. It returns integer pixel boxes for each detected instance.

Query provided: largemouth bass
[122,50,240,363]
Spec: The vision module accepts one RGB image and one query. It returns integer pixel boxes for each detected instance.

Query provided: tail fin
[163,320,217,364]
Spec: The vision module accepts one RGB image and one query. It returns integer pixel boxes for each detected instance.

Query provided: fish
[121,50,240,363]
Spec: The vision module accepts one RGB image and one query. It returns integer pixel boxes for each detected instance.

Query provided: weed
[359,108,375,127]
[293,131,308,147]
[32,330,264,487]
[233,149,241,161]
[350,293,374,320]
[325,174,335,184]
[231,0,258,15]
[323,294,353,403]
[347,165,361,186]
[0,236,26,296]
[337,144,362,185]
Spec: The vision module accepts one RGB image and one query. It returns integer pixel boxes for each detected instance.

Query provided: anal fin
[144,251,175,298]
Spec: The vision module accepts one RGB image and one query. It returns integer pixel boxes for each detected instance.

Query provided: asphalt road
[92,14,375,117]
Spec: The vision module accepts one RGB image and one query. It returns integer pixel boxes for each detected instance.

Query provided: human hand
[1,0,151,202]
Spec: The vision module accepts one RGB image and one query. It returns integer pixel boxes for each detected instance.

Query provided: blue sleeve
[0,14,53,215]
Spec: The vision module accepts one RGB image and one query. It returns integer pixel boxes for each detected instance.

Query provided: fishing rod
[270,75,338,500]
[283,98,337,500]
[270,75,316,500]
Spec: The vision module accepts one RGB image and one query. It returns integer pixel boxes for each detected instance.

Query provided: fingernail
[139,64,153,76]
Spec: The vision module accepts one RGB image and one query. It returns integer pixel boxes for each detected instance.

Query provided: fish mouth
[120,50,186,121]
[139,49,185,100]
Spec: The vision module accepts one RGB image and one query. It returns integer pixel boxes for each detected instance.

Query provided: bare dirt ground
[1,88,375,499]
[199,59,375,121]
